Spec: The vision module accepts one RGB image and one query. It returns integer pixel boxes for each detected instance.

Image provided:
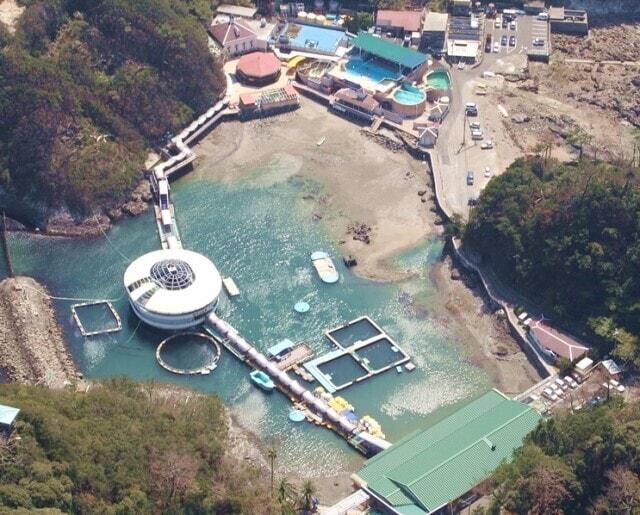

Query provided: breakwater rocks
[0,276,78,388]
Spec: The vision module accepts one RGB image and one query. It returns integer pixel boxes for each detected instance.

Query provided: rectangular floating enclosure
[325,316,384,348]
[303,316,410,393]
[71,301,122,337]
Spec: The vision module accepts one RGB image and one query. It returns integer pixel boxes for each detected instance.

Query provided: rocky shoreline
[0,276,79,387]
[8,180,153,239]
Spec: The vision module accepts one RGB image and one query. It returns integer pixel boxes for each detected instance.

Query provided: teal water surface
[8,167,487,477]
[427,70,451,90]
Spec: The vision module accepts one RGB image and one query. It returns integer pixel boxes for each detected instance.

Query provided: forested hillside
[0,0,225,226]
[464,159,640,365]
[486,399,640,514]
[0,379,272,513]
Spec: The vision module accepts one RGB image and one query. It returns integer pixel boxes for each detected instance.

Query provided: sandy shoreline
[0,276,78,387]
[192,99,440,282]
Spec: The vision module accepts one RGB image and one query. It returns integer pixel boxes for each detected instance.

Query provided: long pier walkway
[205,312,391,455]
[147,96,237,249]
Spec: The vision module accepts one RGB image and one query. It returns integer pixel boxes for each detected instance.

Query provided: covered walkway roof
[351,32,426,69]
[355,390,541,514]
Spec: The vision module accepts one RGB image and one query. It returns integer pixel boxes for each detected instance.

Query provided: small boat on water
[250,370,275,392]
[311,251,339,284]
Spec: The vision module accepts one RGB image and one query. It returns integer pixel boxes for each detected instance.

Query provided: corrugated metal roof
[356,390,541,513]
[351,32,426,69]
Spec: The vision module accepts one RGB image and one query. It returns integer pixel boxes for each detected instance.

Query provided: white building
[124,249,222,330]
[210,15,276,54]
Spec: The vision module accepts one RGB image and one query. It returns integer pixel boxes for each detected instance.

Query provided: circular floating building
[236,51,281,86]
[124,249,222,330]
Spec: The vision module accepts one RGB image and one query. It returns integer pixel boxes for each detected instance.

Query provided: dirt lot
[475,22,640,163]
[553,23,640,62]
[488,68,637,164]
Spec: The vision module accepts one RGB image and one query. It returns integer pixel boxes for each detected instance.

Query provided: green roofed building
[351,32,427,71]
[353,390,542,514]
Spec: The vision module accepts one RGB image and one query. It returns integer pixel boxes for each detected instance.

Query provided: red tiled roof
[236,51,280,78]
[530,320,589,361]
[376,10,423,32]
[239,93,256,106]
[209,19,255,45]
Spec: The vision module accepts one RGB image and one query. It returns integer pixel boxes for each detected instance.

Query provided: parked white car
[564,376,578,389]
[550,383,564,396]
[542,388,559,402]
[481,140,494,149]
[555,377,569,391]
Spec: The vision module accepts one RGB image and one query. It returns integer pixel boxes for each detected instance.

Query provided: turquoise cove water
[7,166,487,478]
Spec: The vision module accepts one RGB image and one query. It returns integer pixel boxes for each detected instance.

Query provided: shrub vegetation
[0,0,226,226]
[487,399,640,514]
[465,158,640,366]
[0,379,272,513]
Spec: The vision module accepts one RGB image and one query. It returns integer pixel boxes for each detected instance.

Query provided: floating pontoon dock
[277,343,314,371]
[303,316,411,393]
[222,277,240,297]
[205,312,391,456]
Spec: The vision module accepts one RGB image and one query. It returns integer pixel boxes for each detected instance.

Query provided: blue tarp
[267,338,295,358]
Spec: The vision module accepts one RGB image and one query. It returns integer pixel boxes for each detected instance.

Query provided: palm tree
[267,446,277,495]
[299,480,317,513]
[277,478,298,515]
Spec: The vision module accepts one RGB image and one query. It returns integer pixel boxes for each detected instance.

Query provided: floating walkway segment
[204,312,391,455]
[147,97,235,250]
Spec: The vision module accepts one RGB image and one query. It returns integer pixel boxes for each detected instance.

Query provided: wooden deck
[277,344,314,371]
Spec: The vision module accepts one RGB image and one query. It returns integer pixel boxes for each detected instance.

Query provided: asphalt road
[432,14,543,219]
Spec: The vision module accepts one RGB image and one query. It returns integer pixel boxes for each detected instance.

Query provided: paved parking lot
[432,13,549,219]
[486,14,549,60]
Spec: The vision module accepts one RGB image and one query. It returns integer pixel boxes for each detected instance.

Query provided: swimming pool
[393,83,426,105]
[426,70,451,90]
[282,23,346,54]
[344,58,402,85]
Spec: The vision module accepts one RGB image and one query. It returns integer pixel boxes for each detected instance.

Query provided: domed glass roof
[150,259,195,290]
